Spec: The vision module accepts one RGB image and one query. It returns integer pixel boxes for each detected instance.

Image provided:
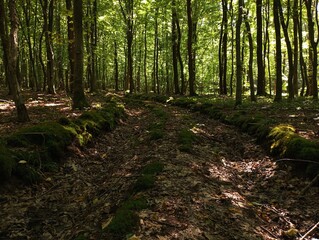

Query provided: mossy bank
[0,102,125,185]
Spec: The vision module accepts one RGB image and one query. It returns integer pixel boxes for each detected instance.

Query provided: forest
[1,0,319,239]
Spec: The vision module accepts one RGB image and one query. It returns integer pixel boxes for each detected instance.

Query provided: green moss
[285,137,319,160]
[141,162,164,175]
[178,129,197,152]
[106,198,147,238]
[133,174,155,192]
[268,124,297,156]
[0,145,15,181]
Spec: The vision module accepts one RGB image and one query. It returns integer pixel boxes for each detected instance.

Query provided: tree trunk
[293,0,299,95]
[274,0,282,102]
[72,0,89,109]
[114,41,119,91]
[256,0,266,96]
[176,13,185,95]
[40,0,55,94]
[187,0,197,96]
[305,0,318,99]
[219,0,228,95]
[0,0,29,122]
[235,0,243,106]
[144,20,148,93]
[244,12,256,102]
[278,0,294,99]
[66,0,74,93]
[172,0,180,94]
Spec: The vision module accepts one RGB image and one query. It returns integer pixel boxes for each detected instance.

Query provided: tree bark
[0,0,29,122]
[278,0,294,99]
[172,0,180,94]
[256,0,266,96]
[72,0,89,109]
[244,11,256,102]
[187,0,197,96]
[274,0,282,102]
[235,0,243,106]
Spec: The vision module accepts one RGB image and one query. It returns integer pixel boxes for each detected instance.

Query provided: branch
[300,221,319,240]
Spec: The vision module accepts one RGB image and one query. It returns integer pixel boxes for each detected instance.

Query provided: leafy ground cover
[0,92,319,239]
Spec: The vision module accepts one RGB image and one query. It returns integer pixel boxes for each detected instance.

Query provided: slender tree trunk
[40,0,55,94]
[172,0,180,94]
[230,0,234,96]
[176,15,185,95]
[299,0,308,96]
[235,0,243,106]
[256,0,266,96]
[187,0,197,96]
[278,0,294,99]
[244,11,256,102]
[114,41,119,91]
[0,0,29,122]
[66,0,74,93]
[72,0,89,109]
[305,0,318,99]
[274,0,282,102]
[293,0,299,95]
[144,20,148,93]
[219,0,228,95]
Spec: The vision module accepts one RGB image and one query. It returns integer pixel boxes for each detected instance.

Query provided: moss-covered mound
[0,102,125,185]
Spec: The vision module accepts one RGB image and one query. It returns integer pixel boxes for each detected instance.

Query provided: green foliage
[178,129,197,152]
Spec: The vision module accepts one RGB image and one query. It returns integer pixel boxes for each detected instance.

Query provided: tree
[278,0,294,99]
[219,0,228,95]
[305,0,318,100]
[119,0,134,93]
[72,0,90,109]
[40,0,55,94]
[244,9,256,102]
[172,0,180,94]
[235,0,243,106]
[187,0,197,96]
[0,0,30,122]
[274,0,282,102]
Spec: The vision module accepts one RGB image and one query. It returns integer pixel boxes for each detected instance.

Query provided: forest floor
[0,92,319,239]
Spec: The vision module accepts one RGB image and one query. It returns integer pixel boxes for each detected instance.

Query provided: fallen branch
[300,221,319,240]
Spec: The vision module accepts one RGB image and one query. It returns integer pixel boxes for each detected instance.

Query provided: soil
[0,93,319,239]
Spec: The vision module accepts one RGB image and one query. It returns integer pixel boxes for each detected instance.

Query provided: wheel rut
[0,101,317,239]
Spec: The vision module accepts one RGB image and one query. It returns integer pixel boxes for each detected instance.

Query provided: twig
[300,173,319,196]
[300,221,319,240]
[260,226,278,239]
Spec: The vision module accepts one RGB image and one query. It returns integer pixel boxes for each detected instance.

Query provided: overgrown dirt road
[1,100,318,239]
